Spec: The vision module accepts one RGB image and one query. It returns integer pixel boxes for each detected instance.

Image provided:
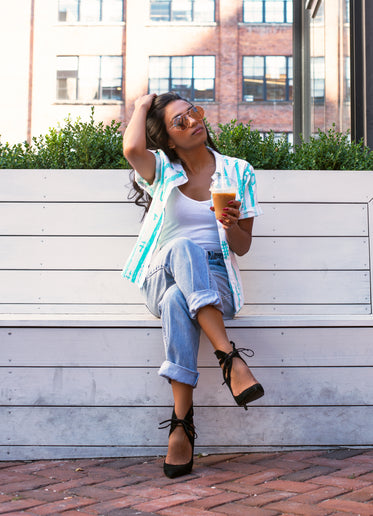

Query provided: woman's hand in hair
[123,94,157,184]
[134,93,157,112]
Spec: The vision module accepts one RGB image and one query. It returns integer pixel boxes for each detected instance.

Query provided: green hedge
[0,108,129,169]
[1,111,372,170]
[209,121,373,171]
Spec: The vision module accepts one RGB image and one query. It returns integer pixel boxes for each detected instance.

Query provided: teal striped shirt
[122,148,262,313]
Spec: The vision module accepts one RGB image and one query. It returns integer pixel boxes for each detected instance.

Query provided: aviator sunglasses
[170,105,205,130]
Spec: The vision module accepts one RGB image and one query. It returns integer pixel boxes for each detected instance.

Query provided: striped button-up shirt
[122,148,262,313]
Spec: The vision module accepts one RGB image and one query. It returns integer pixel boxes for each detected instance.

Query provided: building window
[345,0,350,24]
[243,0,292,24]
[149,56,215,101]
[149,0,215,22]
[344,55,350,103]
[58,0,123,23]
[243,56,293,102]
[311,56,325,104]
[56,56,123,101]
[260,131,293,145]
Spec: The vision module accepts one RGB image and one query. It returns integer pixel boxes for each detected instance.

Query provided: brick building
[0,0,350,145]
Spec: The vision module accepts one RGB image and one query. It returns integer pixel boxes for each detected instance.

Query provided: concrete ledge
[1,312,373,327]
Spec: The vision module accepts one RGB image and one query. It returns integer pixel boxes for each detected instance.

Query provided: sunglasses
[169,105,205,130]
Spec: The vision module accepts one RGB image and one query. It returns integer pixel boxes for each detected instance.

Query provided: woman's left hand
[218,200,241,230]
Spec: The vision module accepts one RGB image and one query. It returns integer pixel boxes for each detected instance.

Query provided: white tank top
[157,187,221,252]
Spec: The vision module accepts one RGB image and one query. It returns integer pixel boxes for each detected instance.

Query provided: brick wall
[124,0,293,134]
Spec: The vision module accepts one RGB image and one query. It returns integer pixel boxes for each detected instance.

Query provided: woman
[122,92,264,479]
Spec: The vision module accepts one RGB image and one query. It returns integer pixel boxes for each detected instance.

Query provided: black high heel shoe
[215,342,264,410]
[158,405,197,478]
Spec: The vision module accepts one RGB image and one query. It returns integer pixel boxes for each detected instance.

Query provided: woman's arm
[218,200,254,256]
[225,217,253,256]
[123,94,156,184]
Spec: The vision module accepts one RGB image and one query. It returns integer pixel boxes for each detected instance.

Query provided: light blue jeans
[141,237,235,387]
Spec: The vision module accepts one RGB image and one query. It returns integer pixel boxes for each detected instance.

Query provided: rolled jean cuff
[158,360,199,387]
[187,289,223,319]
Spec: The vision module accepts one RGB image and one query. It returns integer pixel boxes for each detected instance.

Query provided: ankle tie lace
[217,342,255,387]
[158,417,197,440]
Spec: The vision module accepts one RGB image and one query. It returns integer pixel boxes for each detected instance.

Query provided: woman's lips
[192,126,203,135]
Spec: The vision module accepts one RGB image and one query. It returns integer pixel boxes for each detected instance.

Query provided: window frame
[56,55,123,102]
[58,0,124,23]
[242,55,293,102]
[242,0,292,24]
[311,56,325,105]
[148,55,216,102]
[149,0,215,23]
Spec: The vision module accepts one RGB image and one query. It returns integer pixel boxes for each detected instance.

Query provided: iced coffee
[210,177,237,220]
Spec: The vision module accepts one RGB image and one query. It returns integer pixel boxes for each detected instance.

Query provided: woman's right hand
[134,93,157,112]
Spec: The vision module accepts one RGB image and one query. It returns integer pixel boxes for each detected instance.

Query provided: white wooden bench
[1,169,373,460]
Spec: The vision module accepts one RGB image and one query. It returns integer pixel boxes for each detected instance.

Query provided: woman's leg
[142,242,203,467]
[166,380,193,465]
[199,254,260,396]
[142,238,258,465]
[157,284,201,386]
[143,238,224,386]
[144,237,224,320]
[197,305,259,396]
[157,286,197,466]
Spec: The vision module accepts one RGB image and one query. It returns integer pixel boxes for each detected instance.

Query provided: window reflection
[243,0,292,24]
[309,0,350,134]
[58,0,123,22]
[149,56,215,101]
[243,56,292,102]
[149,0,215,23]
[56,56,122,101]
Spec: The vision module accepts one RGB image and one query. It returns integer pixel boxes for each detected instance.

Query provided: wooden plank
[0,446,175,461]
[1,236,369,271]
[0,202,141,236]
[7,443,368,461]
[0,270,143,303]
[238,304,372,316]
[2,313,373,327]
[242,270,370,304]
[0,270,369,304]
[0,202,368,237]
[258,170,373,202]
[253,203,368,236]
[0,236,136,270]
[240,236,370,270]
[0,303,370,316]
[0,303,150,315]
[2,366,371,407]
[3,406,373,447]
[2,326,373,367]
[2,170,373,203]
[0,170,133,201]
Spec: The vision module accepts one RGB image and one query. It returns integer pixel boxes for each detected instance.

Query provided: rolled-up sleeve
[134,151,162,198]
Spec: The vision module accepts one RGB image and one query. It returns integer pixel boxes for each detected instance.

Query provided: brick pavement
[0,449,372,515]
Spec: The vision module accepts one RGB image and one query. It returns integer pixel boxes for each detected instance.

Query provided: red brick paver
[0,449,371,515]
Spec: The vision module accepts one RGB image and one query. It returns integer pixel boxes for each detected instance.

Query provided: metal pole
[365,0,373,148]
[293,0,311,145]
[27,0,35,144]
[350,0,366,144]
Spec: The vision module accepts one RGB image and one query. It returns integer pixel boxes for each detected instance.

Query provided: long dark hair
[128,92,220,216]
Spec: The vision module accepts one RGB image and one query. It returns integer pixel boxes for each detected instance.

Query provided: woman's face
[164,99,207,151]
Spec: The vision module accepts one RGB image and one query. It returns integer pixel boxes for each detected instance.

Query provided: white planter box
[1,169,372,459]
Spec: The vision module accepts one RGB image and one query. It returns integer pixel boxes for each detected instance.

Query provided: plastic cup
[210,177,237,220]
